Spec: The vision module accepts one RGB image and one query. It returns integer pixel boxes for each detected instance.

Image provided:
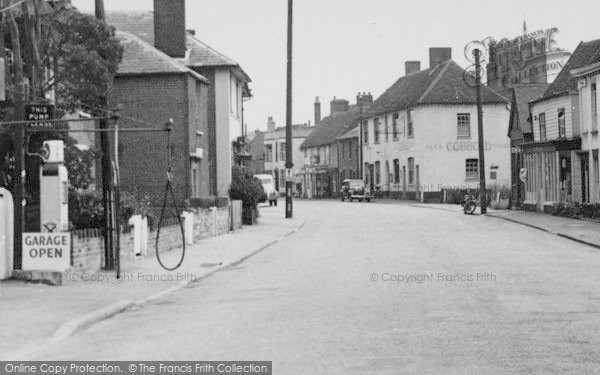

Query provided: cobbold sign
[487,27,572,90]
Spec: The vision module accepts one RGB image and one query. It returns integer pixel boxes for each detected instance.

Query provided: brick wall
[110,74,191,209]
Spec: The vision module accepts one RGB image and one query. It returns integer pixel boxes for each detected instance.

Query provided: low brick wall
[71,201,242,273]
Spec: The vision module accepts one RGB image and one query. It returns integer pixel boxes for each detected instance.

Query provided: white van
[254,174,278,206]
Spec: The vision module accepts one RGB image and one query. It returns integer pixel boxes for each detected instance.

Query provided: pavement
[407,202,600,250]
[0,203,304,360]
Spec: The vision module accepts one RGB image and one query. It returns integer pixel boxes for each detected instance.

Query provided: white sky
[72,0,600,132]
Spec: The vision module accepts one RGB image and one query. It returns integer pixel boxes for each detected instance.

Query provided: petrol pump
[39,140,69,232]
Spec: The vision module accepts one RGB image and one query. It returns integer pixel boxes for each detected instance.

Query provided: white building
[570,39,600,204]
[263,117,314,194]
[361,48,511,201]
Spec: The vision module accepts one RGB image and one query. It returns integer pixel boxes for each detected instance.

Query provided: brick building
[106,0,252,199]
[109,31,211,205]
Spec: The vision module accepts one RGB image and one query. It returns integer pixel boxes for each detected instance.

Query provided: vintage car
[340,179,372,202]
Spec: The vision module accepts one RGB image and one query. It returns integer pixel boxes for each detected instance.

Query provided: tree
[39,3,123,112]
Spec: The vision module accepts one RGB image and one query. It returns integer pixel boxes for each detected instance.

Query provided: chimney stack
[405,61,421,75]
[356,92,373,111]
[429,47,452,68]
[330,97,350,115]
[153,0,186,58]
[314,96,321,126]
[267,116,275,132]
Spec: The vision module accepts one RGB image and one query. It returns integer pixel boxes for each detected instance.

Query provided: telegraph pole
[8,8,25,269]
[474,48,487,214]
[284,0,293,218]
[95,0,114,267]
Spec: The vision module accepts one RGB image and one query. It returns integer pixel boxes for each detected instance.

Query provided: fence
[71,200,242,273]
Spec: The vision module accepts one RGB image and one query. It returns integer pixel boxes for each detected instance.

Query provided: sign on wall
[22,232,71,271]
[25,104,55,129]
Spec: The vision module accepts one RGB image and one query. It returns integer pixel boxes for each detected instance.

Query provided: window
[466,158,478,180]
[457,113,471,138]
[558,108,566,138]
[374,118,380,143]
[375,161,381,184]
[539,112,546,141]
[393,159,400,183]
[265,144,273,162]
[392,113,399,139]
[279,142,286,161]
[592,83,597,116]
[592,83,598,131]
[363,120,369,144]
[407,110,414,137]
[384,116,389,142]
[408,157,415,184]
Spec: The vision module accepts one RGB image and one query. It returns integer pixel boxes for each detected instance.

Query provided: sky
[72,0,600,132]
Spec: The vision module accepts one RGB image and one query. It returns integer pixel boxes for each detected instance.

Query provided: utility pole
[474,48,487,214]
[95,0,114,268]
[284,0,293,218]
[8,7,25,269]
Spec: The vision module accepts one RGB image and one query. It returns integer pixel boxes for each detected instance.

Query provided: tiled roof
[115,31,207,83]
[105,11,250,82]
[177,33,251,82]
[366,60,508,117]
[509,84,548,135]
[106,11,154,44]
[539,39,600,101]
[336,125,359,141]
[300,108,361,149]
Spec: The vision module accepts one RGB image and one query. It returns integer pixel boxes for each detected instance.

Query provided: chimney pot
[330,98,349,115]
[314,98,321,126]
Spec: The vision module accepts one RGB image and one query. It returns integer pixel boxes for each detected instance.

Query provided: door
[581,153,589,203]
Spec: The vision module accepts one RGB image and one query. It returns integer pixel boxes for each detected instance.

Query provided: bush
[229,166,264,208]
[69,188,152,230]
[229,166,264,225]
[186,196,229,209]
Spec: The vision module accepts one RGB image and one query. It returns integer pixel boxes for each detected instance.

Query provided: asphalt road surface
[29,200,600,374]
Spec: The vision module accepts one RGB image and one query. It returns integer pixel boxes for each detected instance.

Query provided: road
[29,200,600,374]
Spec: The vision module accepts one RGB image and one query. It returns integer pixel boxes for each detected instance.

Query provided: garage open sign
[22,233,71,271]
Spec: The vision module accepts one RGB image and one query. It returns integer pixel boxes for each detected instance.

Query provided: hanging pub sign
[25,104,55,129]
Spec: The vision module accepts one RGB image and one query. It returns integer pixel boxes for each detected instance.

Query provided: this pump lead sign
[22,232,71,271]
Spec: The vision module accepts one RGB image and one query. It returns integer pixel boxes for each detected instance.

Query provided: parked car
[340,179,372,202]
[254,174,278,206]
